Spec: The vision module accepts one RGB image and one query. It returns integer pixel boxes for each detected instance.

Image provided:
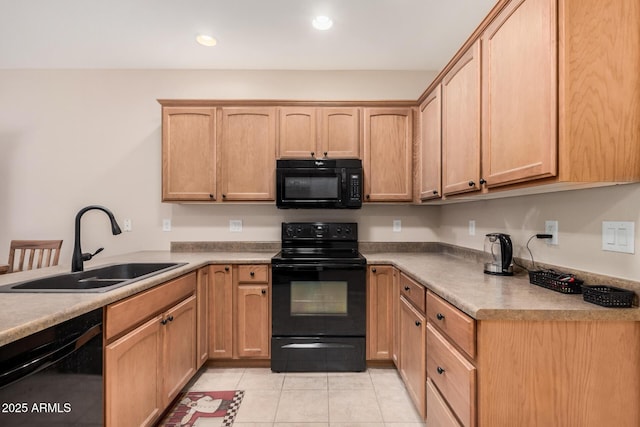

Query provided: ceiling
[0,0,497,71]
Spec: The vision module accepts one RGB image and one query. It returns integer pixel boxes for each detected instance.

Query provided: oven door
[276,168,344,208]
[271,263,366,337]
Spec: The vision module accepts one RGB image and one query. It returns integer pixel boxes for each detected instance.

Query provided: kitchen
[1,0,640,426]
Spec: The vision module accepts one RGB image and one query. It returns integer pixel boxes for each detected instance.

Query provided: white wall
[439,184,640,281]
[0,69,438,266]
[1,69,638,282]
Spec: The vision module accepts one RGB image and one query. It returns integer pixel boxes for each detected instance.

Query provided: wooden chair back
[7,240,63,273]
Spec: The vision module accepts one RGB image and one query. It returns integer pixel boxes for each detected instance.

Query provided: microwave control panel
[349,174,361,201]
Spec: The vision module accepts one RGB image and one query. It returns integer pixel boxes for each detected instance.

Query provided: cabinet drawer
[399,273,425,312]
[427,291,476,358]
[427,323,476,427]
[106,272,196,341]
[237,265,269,283]
[427,378,463,427]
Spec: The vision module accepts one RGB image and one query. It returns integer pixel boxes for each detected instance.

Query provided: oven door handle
[0,323,102,388]
[272,264,365,271]
[282,342,355,349]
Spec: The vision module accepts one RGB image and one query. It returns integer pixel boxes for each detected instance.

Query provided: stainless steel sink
[0,262,187,293]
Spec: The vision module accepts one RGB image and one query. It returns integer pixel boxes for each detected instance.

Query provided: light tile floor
[186,367,426,427]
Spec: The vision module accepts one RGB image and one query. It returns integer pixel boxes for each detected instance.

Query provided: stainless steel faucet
[71,205,122,272]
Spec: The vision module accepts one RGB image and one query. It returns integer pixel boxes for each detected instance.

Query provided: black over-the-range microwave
[276,158,363,209]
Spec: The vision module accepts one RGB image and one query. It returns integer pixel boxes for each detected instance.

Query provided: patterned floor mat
[157,390,244,427]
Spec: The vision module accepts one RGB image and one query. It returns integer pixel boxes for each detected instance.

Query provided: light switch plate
[162,219,171,232]
[393,220,401,232]
[123,219,132,232]
[468,220,476,236]
[602,221,635,254]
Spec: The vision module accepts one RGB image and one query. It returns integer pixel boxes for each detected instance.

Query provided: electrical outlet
[162,219,171,232]
[545,220,558,245]
[469,220,476,236]
[229,220,243,232]
[123,219,132,232]
[393,220,401,232]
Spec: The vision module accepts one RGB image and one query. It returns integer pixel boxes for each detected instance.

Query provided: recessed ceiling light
[312,16,333,31]
[196,34,217,47]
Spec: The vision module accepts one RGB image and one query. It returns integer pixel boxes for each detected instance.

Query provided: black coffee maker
[483,233,514,276]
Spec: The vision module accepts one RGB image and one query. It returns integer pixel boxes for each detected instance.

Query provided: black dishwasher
[0,308,103,426]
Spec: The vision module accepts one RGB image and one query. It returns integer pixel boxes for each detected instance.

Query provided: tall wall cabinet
[419,0,640,201]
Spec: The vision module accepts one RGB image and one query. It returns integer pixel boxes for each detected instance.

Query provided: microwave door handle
[341,168,347,201]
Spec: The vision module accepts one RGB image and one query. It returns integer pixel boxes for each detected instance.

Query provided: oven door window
[271,265,366,336]
[291,281,347,316]
[283,175,339,200]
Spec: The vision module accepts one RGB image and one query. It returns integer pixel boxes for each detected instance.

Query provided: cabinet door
[392,267,400,368]
[196,266,210,368]
[442,40,481,196]
[162,107,216,201]
[209,265,233,359]
[419,85,443,200]
[105,315,162,427]
[399,296,426,418]
[161,295,197,408]
[236,284,270,358]
[320,108,361,158]
[278,107,317,159]
[481,0,557,187]
[367,265,396,360]
[219,108,276,200]
[364,108,413,201]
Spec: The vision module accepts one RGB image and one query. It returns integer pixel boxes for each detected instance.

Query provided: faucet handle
[82,247,104,261]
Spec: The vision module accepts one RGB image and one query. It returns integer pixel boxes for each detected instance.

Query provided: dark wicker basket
[582,285,635,308]
[529,270,583,294]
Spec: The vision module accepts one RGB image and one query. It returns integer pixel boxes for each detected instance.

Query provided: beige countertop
[365,252,640,322]
[1,250,638,347]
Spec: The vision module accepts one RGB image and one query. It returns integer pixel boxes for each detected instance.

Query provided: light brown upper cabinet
[481,0,557,188]
[219,107,277,201]
[428,0,640,200]
[555,0,640,184]
[419,85,442,200]
[363,108,413,202]
[441,40,482,197]
[278,107,360,159]
[162,107,216,201]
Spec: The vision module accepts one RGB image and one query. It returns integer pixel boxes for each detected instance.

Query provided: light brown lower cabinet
[104,273,197,427]
[105,315,162,427]
[425,290,640,427]
[208,264,271,360]
[426,378,462,427]
[476,320,640,427]
[366,265,396,360]
[196,266,210,368]
[398,294,426,418]
[208,265,233,358]
[427,323,476,427]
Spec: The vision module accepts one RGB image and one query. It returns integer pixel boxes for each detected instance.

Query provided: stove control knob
[344,226,352,235]
[336,227,342,234]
